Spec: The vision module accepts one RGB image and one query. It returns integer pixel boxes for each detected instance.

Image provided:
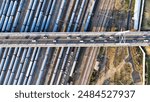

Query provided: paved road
[0,31,150,47]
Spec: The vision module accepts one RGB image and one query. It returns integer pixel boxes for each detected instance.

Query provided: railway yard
[0,0,145,85]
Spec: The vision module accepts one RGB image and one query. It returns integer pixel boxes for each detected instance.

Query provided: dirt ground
[92,46,143,85]
[145,47,150,56]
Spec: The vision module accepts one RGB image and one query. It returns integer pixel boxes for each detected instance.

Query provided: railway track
[78,0,115,85]
[0,0,97,85]
[0,0,135,85]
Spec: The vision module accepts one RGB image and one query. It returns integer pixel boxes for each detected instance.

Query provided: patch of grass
[146,57,150,84]
[89,70,99,85]
[113,47,128,67]
[131,47,143,74]
[113,63,133,85]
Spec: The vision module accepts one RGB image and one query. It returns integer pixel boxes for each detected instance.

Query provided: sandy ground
[145,47,150,56]
[96,47,128,85]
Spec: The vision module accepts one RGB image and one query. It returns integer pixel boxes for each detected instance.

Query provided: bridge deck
[0,31,150,47]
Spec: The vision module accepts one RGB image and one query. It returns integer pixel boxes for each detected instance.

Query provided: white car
[104,40,107,42]
[67,36,71,39]
[79,40,84,43]
[90,39,94,42]
[144,39,149,42]
[76,36,81,39]
[53,39,57,43]
[32,39,37,43]
[109,36,114,39]
[99,36,103,39]
[142,35,146,38]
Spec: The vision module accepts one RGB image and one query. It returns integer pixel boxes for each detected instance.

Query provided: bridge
[0,31,150,47]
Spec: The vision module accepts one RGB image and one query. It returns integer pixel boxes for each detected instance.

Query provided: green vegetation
[146,57,150,84]
[97,47,105,59]
[131,47,143,74]
[113,47,128,67]
[113,63,133,85]
[89,70,99,85]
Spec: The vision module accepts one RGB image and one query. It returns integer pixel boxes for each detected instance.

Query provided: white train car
[134,0,141,30]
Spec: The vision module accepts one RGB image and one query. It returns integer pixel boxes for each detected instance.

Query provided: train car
[133,0,141,30]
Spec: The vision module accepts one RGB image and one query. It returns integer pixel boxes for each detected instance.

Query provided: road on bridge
[0,31,150,47]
